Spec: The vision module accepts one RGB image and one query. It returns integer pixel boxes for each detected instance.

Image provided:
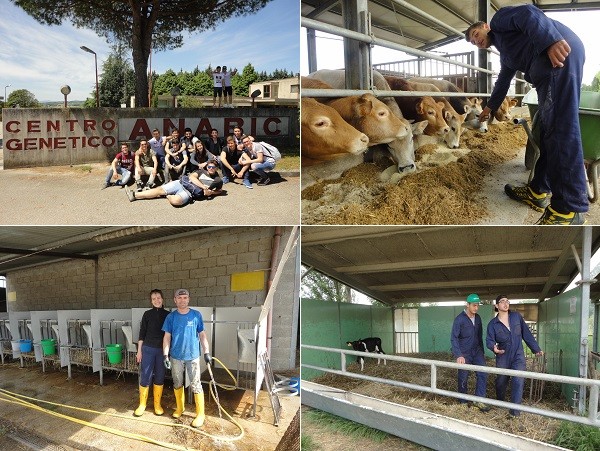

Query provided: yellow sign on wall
[231,271,265,292]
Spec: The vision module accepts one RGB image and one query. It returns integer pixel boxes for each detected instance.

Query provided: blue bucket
[19,339,33,353]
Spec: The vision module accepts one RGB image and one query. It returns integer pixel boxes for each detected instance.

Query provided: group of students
[451,293,543,417]
[103,125,278,207]
[134,288,211,428]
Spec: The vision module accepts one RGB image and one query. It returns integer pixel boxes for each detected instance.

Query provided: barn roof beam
[370,276,570,292]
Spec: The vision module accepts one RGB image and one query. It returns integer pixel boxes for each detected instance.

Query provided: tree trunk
[130,1,156,107]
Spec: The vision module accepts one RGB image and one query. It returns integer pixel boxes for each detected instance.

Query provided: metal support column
[307,28,318,74]
[477,0,490,96]
[578,226,593,414]
[341,0,371,90]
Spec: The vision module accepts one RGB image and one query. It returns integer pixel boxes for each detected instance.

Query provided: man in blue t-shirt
[162,288,211,428]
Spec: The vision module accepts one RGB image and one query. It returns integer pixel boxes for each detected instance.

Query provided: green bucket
[41,339,57,356]
[106,344,123,364]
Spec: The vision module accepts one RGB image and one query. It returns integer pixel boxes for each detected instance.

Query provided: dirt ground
[304,352,569,449]
[0,159,300,225]
[301,108,600,225]
[0,359,299,450]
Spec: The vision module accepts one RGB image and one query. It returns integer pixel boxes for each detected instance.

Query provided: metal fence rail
[301,344,600,427]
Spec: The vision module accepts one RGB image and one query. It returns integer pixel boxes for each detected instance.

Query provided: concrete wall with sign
[2,106,299,169]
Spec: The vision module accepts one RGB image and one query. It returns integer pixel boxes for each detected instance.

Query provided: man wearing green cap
[450,293,490,412]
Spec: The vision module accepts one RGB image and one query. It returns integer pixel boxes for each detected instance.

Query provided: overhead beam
[306,0,339,19]
[392,292,546,304]
[537,2,600,12]
[370,276,570,291]
[0,247,97,260]
[539,229,583,300]
[302,226,460,246]
[333,250,564,274]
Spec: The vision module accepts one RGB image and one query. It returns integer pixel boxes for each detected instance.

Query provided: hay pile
[301,122,528,224]
[312,352,567,446]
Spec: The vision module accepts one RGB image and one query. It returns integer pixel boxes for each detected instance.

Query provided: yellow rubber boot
[134,385,149,416]
[172,386,185,418]
[153,384,164,415]
[191,392,205,428]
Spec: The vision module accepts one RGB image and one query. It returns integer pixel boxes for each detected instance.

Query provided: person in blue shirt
[486,295,543,417]
[162,288,212,428]
[134,289,170,416]
[465,5,587,225]
[450,293,490,412]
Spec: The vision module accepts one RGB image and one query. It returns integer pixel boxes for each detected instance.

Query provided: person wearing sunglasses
[125,159,222,206]
[486,295,543,417]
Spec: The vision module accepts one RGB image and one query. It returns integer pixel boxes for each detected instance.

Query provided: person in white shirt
[212,66,223,108]
[221,65,237,108]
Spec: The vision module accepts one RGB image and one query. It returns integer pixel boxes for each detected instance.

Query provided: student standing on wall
[450,293,490,412]
[134,289,170,416]
[486,295,543,417]
[162,289,212,428]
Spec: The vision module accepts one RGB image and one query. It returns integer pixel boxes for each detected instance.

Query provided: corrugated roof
[301,226,600,304]
[302,1,600,52]
[0,227,214,274]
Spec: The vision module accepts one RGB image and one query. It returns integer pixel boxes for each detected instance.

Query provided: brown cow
[306,69,415,173]
[301,77,335,103]
[301,98,369,167]
[384,75,449,138]
[494,97,519,122]
[409,77,473,115]
[325,93,408,146]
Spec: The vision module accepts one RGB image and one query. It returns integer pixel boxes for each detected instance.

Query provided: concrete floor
[479,146,600,225]
[0,359,299,450]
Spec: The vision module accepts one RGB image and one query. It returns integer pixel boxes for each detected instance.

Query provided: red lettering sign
[6,121,20,133]
[28,121,41,133]
[47,120,60,132]
[224,118,244,135]
[195,119,213,136]
[83,120,96,131]
[129,119,152,140]
[264,117,281,136]
[6,139,22,150]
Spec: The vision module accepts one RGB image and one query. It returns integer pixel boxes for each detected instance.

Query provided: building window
[263,84,271,98]
[290,84,299,93]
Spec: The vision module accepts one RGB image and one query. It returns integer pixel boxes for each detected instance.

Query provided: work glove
[204,353,212,365]
[163,356,171,370]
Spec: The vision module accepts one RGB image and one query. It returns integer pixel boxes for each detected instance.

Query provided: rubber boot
[172,386,185,418]
[191,392,205,428]
[134,385,149,416]
[153,384,164,415]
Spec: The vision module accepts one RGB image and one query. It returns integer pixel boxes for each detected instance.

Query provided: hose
[0,356,243,449]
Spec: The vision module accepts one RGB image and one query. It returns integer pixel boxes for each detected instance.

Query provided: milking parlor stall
[301,226,600,450]
[0,226,300,451]
[300,1,600,225]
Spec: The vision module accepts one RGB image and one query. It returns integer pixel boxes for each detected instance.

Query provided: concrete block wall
[4,226,298,370]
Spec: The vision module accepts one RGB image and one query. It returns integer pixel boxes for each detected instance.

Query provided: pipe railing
[301,344,600,427]
[301,13,526,94]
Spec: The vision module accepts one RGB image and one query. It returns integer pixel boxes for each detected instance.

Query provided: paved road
[0,163,300,225]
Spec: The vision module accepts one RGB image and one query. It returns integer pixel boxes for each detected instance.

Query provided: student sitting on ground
[103,142,135,189]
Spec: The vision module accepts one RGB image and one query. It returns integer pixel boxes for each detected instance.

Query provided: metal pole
[341,0,371,90]
[579,226,593,414]
[4,84,10,105]
[307,28,318,73]
[94,52,99,107]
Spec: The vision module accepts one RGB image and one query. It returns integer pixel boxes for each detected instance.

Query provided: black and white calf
[346,337,386,371]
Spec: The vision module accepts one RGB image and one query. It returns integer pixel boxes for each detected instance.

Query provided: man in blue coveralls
[487,295,543,417]
[451,293,490,412]
[466,5,587,224]
[162,288,212,428]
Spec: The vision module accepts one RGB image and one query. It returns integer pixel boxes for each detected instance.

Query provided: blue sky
[301,10,600,87]
[0,0,299,102]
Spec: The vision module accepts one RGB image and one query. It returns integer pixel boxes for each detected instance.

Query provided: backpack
[179,175,205,201]
[258,141,281,161]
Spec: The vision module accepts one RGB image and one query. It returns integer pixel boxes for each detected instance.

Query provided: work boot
[172,386,185,418]
[472,401,491,412]
[134,385,149,416]
[191,392,205,428]
[536,206,586,225]
[153,384,164,415]
[504,184,550,212]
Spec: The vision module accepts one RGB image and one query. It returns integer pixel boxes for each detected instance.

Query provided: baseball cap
[174,288,189,297]
[466,293,480,303]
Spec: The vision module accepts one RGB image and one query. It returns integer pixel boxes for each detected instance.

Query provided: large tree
[14,0,272,107]
[6,89,40,108]
[84,47,135,107]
